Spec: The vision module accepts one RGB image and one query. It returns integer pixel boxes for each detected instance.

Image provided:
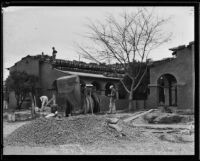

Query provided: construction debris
[158,134,193,143]
[106,118,119,124]
[132,123,191,130]
[180,129,192,135]
[142,110,193,124]
[108,123,122,132]
[153,113,185,124]
[123,109,156,123]
[4,115,148,147]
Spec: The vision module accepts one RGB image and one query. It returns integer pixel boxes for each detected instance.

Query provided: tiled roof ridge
[54,66,124,78]
[17,54,125,75]
[53,59,124,74]
[169,41,194,52]
[148,57,175,67]
[21,54,123,68]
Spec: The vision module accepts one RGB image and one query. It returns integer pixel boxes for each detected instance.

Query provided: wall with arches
[146,44,194,110]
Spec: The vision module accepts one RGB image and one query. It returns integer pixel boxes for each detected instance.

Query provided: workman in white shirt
[40,96,48,111]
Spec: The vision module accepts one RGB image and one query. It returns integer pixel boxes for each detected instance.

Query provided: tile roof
[55,68,121,80]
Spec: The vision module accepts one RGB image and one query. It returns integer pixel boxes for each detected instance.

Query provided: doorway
[157,74,177,106]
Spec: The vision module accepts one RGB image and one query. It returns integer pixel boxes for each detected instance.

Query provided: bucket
[8,114,12,121]
[8,113,15,122]
[12,113,16,122]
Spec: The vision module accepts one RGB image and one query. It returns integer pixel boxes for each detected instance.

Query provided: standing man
[40,95,48,111]
[108,85,117,114]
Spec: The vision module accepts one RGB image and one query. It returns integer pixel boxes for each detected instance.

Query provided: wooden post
[52,93,56,105]
[46,91,56,106]
[34,95,37,107]
[29,92,35,118]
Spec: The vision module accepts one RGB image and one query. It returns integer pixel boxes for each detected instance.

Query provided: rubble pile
[153,113,184,124]
[4,115,146,147]
[142,110,194,124]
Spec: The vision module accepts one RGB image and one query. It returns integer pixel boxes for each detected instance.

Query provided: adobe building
[7,49,126,110]
[6,41,194,111]
[146,41,194,110]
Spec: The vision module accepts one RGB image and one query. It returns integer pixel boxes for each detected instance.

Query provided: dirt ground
[3,141,194,155]
[3,113,194,155]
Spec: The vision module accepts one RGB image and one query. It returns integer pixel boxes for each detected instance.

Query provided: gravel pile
[4,115,149,147]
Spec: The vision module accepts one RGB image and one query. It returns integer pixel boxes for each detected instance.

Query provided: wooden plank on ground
[132,123,190,130]
[123,109,156,123]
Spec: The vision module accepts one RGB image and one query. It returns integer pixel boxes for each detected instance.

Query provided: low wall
[55,95,131,112]
[99,96,110,112]
[8,92,17,109]
[98,96,146,112]
[9,93,146,113]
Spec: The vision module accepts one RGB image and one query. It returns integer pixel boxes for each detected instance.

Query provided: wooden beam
[123,109,156,123]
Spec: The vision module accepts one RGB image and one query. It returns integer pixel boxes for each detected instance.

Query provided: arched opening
[52,80,57,91]
[105,82,115,96]
[80,80,86,94]
[157,74,177,106]
[91,81,101,91]
[80,79,86,87]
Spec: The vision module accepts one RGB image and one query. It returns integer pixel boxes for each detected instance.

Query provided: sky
[3,6,194,80]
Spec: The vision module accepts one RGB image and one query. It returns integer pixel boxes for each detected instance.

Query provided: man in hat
[108,85,117,114]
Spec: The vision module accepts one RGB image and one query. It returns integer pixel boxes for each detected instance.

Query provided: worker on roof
[52,47,57,60]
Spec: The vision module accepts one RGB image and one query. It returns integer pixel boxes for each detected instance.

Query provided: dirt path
[4,140,194,155]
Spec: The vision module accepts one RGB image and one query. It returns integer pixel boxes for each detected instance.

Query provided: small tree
[5,71,39,112]
[77,8,171,111]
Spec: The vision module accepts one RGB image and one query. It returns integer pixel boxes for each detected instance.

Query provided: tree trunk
[18,95,25,110]
[128,91,133,112]
[15,94,20,110]
[16,98,20,110]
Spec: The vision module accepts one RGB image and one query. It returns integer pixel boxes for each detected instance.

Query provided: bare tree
[77,8,171,111]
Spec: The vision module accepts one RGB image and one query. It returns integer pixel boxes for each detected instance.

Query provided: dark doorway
[91,81,101,91]
[157,74,177,106]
